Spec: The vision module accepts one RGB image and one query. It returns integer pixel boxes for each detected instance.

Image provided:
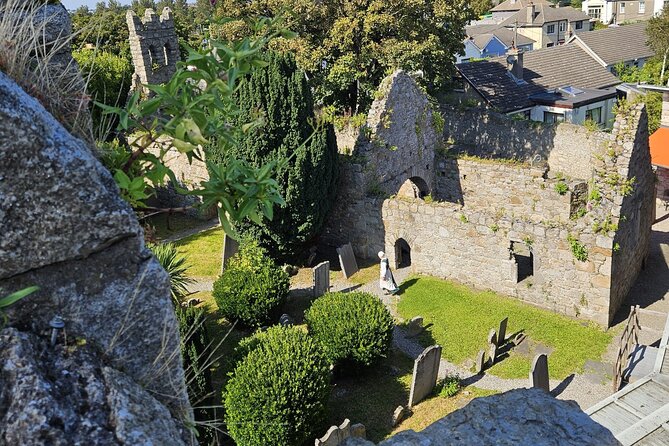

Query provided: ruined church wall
[609,107,655,321]
[441,107,608,180]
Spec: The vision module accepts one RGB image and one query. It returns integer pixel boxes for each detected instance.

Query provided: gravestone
[313,261,330,297]
[489,342,498,366]
[408,345,442,407]
[315,419,367,446]
[530,354,550,392]
[337,242,359,279]
[279,314,294,326]
[221,234,239,273]
[487,329,497,347]
[392,406,407,427]
[498,317,508,345]
[406,316,424,337]
[475,349,486,374]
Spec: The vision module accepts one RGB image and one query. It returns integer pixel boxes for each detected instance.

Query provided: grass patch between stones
[175,227,225,279]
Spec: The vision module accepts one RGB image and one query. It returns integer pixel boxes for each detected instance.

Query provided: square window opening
[511,241,534,283]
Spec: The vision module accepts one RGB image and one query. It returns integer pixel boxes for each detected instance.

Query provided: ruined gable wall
[609,106,654,321]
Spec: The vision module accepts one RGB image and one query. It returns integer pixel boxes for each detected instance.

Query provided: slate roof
[491,0,552,13]
[500,4,591,27]
[457,44,621,113]
[568,22,654,67]
[466,24,536,48]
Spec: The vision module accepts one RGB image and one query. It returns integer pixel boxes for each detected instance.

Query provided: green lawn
[147,213,210,240]
[175,227,225,279]
[397,276,613,380]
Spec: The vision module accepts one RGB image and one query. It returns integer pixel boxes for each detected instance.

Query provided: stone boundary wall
[441,107,609,181]
[146,137,209,188]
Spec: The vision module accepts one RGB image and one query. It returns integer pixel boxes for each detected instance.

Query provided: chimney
[527,3,535,24]
[507,48,524,81]
[662,91,669,128]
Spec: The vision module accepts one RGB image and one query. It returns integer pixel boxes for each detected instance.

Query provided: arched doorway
[397,176,430,200]
[395,238,411,268]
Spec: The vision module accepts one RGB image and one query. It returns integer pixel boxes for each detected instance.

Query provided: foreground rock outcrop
[0,66,192,444]
[345,388,619,446]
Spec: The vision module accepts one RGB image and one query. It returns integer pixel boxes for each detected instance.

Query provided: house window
[588,7,602,18]
[639,0,645,13]
[620,2,625,13]
[586,107,603,124]
[559,22,567,32]
[575,21,583,30]
[544,111,564,123]
[547,42,555,47]
[547,24,556,34]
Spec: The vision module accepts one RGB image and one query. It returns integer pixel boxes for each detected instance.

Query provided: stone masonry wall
[126,8,179,88]
[326,70,653,326]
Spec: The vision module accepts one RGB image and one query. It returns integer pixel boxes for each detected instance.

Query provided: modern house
[457,25,536,63]
[456,44,621,126]
[582,0,668,23]
[499,3,593,48]
[567,22,655,72]
[490,0,553,21]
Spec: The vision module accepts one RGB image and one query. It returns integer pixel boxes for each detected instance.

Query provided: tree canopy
[213,0,475,114]
[647,6,669,85]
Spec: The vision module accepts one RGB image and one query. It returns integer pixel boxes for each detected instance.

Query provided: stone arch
[385,230,418,270]
[397,176,430,199]
[395,238,412,268]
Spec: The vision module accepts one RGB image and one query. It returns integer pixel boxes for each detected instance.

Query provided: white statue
[378,251,399,295]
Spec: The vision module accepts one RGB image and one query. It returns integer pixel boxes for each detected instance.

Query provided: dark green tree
[213,53,339,262]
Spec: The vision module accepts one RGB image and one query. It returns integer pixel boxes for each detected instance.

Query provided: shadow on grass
[325,348,414,443]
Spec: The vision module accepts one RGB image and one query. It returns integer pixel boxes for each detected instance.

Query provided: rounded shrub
[224,326,331,446]
[305,291,394,370]
[212,239,289,327]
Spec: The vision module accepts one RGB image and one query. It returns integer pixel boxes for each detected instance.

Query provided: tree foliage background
[212,0,475,114]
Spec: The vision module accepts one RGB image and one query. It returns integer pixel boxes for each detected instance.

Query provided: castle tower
[126,8,180,89]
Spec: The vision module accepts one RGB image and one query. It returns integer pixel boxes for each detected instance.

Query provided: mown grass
[397,276,613,380]
[148,213,210,240]
[175,227,225,279]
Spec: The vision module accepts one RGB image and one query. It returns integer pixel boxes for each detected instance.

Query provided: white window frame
[547,24,556,34]
[639,0,646,13]
[559,21,567,32]
[588,7,602,19]
[620,2,626,13]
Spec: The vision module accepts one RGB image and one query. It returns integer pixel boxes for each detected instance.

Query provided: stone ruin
[324,70,654,327]
[126,8,180,90]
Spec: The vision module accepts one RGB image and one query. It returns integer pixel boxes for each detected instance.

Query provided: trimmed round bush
[305,291,394,370]
[224,326,331,446]
[212,239,289,327]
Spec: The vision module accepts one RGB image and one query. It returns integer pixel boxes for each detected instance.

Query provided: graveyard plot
[175,227,225,279]
[397,276,613,380]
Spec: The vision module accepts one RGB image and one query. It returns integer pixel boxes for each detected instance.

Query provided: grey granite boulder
[0,328,187,445]
[0,70,191,433]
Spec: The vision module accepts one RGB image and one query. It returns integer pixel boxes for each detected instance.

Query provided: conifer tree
[223,52,339,261]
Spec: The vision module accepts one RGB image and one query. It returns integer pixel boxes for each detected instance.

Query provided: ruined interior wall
[656,166,669,202]
[441,107,608,180]
[609,106,655,322]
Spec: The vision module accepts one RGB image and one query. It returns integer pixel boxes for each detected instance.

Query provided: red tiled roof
[650,128,669,169]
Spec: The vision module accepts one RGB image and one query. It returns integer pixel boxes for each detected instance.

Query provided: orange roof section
[650,127,669,169]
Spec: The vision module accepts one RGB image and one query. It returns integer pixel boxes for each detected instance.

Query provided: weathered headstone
[475,349,486,374]
[313,261,330,297]
[279,314,294,326]
[498,317,508,345]
[315,419,367,446]
[408,345,442,407]
[392,405,407,427]
[514,332,527,346]
[337,242,359,279]
[221,234,239,273]
[489,342,498,366]
[530,354,550,392]
[487,329,497,347]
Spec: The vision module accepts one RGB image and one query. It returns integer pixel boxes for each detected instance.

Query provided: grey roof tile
[500,4,591,27]
[570,22,654,66]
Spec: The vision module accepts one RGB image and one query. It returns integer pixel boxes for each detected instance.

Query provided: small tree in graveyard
[647,7,669,85]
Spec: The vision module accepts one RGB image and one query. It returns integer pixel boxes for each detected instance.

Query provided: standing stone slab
[475,350,486,374]
[221,234,239,273]
[313,261,330,297]
[337,242,359,279]
[498,317,508,345]
[487,329,497,347]
[530,354,550,392]
[408,345,442,408]
[488,343,498,366]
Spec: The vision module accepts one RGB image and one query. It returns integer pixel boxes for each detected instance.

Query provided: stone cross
[313,261,330,297]
[408,345,442,407]
[337,242,359,279]
[220,234,239,274]
[530,354,550,392]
